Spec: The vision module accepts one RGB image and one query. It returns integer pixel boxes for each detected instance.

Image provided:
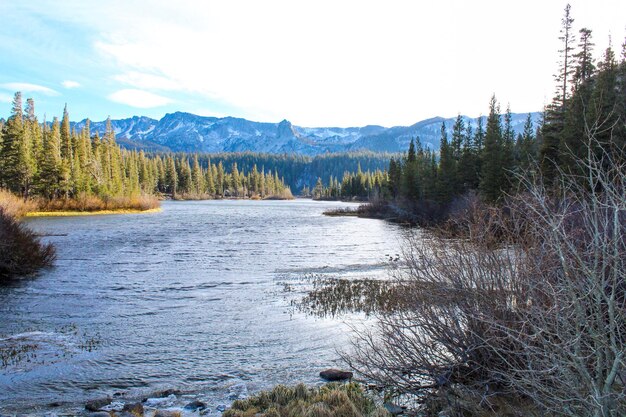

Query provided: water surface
[0,199,401,414]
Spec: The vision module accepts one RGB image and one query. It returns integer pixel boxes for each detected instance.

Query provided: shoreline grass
[25,207,162,217]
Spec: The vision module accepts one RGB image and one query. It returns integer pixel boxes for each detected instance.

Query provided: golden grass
[37,193,160,212]
[25,208,162,217]
[264,189,295,200]
[1,190,161,216]
[223,383,390,417]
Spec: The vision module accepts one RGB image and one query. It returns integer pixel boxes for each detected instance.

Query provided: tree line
[354,12,625,220]
[306,167,388,201]
[0,95,293,202]
[0,97,396,203]
[306,7,626,416]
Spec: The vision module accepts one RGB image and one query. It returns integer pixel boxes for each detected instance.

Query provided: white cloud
[9,0,626,125]
[0,93,13,104]
[62,80,81,89]
[0,82,59,96]
[113,71,180,91]
[108,89,173,108]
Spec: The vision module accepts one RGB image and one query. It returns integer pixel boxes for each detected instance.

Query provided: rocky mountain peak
[70,112,541,156]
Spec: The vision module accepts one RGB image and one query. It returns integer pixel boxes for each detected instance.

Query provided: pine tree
[0,92,35,197]
[458,122,479,192]
[479,95,506,202]
[216,162,225,196]
[588,45,620,159]
[401,139,420,202]
[230,162,241,196]
[437,122,456,202]
[387,158,401,198]
[60,104,72,161]
[561,29,596,174]
[517,113,536,172]
[541,4,576,184]
[191,154,204,194]
[165,156,177,196]
[502,105,516,183]
[557,4,575,109]
[450,115,464,162]
[37,117,62,199]
[573,28,595,85]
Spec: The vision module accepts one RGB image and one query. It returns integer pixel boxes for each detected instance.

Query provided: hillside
[73,112,541,155]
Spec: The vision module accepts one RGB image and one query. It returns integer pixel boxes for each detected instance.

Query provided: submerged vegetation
[223,382,391,417]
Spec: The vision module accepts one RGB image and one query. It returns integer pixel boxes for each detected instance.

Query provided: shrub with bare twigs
[340,133,625,416]
[0,207,55,282]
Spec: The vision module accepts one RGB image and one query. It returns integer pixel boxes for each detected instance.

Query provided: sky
[0,1,624,127]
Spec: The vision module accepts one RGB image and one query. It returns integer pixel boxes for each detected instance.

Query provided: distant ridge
[72,111,541,155]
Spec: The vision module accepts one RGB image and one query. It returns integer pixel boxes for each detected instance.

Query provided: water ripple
[0,200,401,414]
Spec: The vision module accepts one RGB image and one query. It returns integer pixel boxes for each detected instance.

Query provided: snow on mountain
[74,112,541,155]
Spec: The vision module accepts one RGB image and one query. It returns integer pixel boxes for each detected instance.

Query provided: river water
[0,199,401,415]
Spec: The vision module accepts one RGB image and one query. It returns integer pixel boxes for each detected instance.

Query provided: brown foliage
[0,189,38,218]
[36,193,160,212]
[342,139,626,416]
[0,208,55,282]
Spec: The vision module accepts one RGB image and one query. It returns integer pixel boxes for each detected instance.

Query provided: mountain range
[73,112,541,155]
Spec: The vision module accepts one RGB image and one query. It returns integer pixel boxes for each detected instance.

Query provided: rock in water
[122,402,144,417]
[184,400,207,410]
[85,397,112,411]
[152,388,181,398]
[384,403,406,415]
[319,368,353,381]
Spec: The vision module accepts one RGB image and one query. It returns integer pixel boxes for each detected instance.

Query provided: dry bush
[343,136,626,416]
[0,189,38,218]
[0,208,55,282]
[172,192,214,201]
[108,194,160,210]
[264,188,295,200]
[37,193,160,211]
[223,383,390,417]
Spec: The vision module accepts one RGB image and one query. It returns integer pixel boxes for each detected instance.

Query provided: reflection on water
[0,199,401,414]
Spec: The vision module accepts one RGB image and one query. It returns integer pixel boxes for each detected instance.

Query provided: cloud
[0,93,13,104]
[62,80,81,89]
[113,71,180,91]
[90,1,570,126]
[108,89,173,108]
[0,83,59,96]
[7,0,626,125]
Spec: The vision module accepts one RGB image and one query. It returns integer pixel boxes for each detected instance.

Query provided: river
[0,199,401,415]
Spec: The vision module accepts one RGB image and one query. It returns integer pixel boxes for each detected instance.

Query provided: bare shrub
[0,208,55,282]
[343,136,626,416]
[0,189,38,218]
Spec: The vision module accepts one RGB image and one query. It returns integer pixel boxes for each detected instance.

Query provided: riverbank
[323,201,417,225]
[25,208,162,217]
[15,380,391,417]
